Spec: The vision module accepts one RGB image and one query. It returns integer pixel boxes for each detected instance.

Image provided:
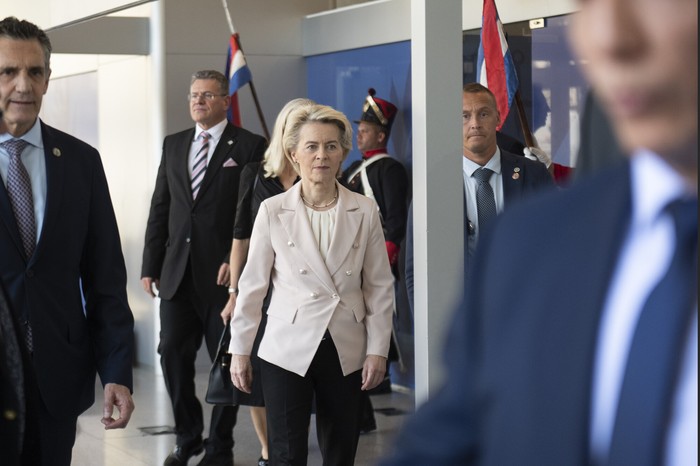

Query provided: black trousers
[158,270,239,454]
[261,335,362,466]
[38,398,76,466]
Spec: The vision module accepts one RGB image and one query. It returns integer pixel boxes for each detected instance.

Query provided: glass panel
[463,14,589,167]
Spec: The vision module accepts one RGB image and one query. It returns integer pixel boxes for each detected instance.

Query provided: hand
[101,383,134,430]
[220,294,236,324]
[523,146,552,168]
[141,277,159,298]
[386,241,400,268]
[230,354,253,394]
[361,354,387,391]
[217,263,231,286]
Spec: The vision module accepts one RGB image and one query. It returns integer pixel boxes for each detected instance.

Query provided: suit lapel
[501,150,524,204]
[278,184,336,292]
[178,129,196,206]
[0,174,24,258]
[194,124,237,205]
[325,184,362,277]
[537,164,633,461]
[34,123,66,263]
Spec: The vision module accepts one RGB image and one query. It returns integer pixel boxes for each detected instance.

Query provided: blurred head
[0,17,52,137]
[568,0,698,180]
[462,83,501,165]
[188,70,230,130]
[284,103,353,180]
[263,97,316,178]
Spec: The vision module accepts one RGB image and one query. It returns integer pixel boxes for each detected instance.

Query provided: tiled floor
[72,366,414,465]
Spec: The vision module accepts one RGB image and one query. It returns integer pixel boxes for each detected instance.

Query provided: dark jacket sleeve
[141,137,171,279]
[80,149,134,390]
[233,162,259,240]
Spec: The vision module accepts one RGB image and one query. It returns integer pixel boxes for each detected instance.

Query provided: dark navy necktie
[608,198,698,466]
[473,167,497,234]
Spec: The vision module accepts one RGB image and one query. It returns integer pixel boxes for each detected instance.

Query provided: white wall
[303,0,578,56]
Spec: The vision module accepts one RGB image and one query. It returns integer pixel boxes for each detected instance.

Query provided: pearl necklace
[301,188,338,208]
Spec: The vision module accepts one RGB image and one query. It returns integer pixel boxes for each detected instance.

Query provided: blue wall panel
[306,41,412,173]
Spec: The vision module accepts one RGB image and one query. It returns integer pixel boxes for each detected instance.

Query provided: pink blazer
[229,181,394,376]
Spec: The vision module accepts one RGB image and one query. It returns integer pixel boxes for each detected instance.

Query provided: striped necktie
[2,138,36,259]
[191,131,211,199]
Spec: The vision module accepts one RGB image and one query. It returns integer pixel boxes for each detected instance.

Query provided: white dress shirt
[0,118,48,243]
[462,148,504,242]
[188,119,228,179]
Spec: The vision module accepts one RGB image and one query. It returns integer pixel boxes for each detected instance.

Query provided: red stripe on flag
[482,0,508,121]
[229,92,242,127]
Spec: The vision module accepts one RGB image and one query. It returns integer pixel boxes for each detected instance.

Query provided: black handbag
[205,321,239,405]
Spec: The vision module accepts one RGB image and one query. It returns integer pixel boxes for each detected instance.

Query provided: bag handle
[215,320,232,364]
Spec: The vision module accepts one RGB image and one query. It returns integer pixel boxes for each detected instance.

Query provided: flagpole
[514,90,535,148]
[221,0,270,139]
[502,28,534,149]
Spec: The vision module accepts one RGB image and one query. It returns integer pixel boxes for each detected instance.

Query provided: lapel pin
[53,148,61,157]
[512,172,520,180]
[514,167,520,173]
[227,140,234,145]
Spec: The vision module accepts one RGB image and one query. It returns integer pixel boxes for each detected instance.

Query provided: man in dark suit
[405,83,553,314]
[460,83,553,275]
[0,17,135,466]
[382,0,697,464]
[141,69,266,466]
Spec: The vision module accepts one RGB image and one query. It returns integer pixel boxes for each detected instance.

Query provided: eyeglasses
[187,92,227,101]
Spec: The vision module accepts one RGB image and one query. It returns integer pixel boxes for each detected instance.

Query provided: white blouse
[305,206,337,262]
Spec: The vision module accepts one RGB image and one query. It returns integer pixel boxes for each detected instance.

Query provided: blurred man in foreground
[381,0,697,464]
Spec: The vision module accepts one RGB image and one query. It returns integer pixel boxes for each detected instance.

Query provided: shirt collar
[362,148,387,159]
[630,149,690,228]
[0,118,44,149]
[462,147,502,177]
[195,119,227,142]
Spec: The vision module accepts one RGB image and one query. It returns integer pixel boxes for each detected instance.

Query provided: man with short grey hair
[0,16,135,466]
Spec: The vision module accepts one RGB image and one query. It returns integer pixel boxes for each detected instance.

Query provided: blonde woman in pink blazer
[229,103,394,465]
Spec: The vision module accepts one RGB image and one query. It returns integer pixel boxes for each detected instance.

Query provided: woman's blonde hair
[263,98,316,178]
[282,103,353,177]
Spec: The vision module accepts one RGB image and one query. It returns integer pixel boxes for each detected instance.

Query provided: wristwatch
[228,287,239,295]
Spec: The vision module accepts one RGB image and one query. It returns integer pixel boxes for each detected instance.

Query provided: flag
[225,33,252,126]
[476,0,519,129]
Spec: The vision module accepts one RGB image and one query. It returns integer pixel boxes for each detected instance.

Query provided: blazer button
[186,237,191,243]
[310,292,319,299]
[3,409,17,421]
[352,242,359,249]
[288,241,295,247]
[26,269,34,278]
[299,269,307,275]
[345,270,352,276]
[331,293,339,299]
